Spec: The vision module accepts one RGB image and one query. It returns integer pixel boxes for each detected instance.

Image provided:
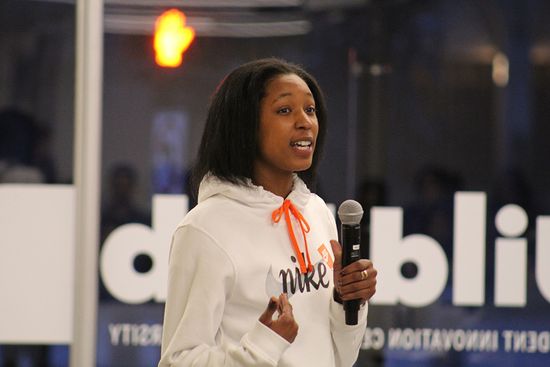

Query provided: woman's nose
[295,110,313,129]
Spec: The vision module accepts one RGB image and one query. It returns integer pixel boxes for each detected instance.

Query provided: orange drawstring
[272,199,313,274]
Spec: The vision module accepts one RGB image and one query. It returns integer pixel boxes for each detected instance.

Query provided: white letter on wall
[536,216,550,303]
[494,204,528,306]
[453,192,486,306]
[0,184,75,344]
[370,207,448,307]
[100,195,187,303]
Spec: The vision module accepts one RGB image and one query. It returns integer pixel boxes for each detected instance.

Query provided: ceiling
[3,0,372,36]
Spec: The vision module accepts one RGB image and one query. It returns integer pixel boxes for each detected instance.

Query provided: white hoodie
[158,175,368,367]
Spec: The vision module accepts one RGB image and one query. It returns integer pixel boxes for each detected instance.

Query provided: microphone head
[337,200,364,225]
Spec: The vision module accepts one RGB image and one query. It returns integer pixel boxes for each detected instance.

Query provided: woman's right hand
[258,293,299,343]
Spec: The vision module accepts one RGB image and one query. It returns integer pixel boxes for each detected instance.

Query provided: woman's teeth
[292,141,311,149]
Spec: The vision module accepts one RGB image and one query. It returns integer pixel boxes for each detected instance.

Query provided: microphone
[337,199,364,325]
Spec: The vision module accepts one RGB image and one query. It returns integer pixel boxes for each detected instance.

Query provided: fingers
[338,260,378,303]
[330,240,344,297]
[278,293,292,315]
[258,296,279,326]
[341,258,373,276]
[266,294,299,343]
[329,240,378,303]
[330,240,342,273]
[340,281,376,302]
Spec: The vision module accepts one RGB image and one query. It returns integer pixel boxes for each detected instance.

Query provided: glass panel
[96,1,550,366]
[0,0,75,366]
[356,2,550,367]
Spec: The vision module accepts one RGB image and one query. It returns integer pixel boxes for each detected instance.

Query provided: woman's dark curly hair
[192,57,327,197]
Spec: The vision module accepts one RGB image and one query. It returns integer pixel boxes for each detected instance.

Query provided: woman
[158,58,377,366]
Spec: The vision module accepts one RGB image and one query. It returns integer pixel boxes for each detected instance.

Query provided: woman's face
[254,73,319,181]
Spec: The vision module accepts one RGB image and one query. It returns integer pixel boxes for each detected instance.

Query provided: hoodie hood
[197,173,311,209]
[198,173,315,274]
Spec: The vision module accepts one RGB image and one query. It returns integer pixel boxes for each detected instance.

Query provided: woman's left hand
[330,240,377,305]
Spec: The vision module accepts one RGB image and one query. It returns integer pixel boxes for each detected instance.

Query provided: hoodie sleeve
[329,298,368,366]
[158,224,291,367]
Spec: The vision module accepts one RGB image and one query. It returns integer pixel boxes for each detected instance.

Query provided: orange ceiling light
[154,9,195,68]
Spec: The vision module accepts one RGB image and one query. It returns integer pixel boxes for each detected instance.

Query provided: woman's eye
[278,107,291,114]
[305,106,316,114]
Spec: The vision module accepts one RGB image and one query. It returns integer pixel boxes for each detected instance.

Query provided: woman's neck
[253,170,294,198]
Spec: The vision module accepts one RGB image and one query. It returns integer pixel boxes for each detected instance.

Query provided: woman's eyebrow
[272,91,313,104]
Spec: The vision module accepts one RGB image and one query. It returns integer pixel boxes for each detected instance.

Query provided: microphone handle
[341,223,361,325]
